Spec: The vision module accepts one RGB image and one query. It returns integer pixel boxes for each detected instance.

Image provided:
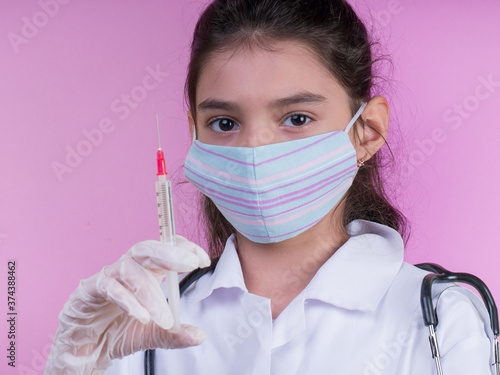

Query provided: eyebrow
[197,92,327,113]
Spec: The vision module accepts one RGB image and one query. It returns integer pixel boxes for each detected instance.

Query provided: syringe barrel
[156,178,176,243]
[155,176,181,330]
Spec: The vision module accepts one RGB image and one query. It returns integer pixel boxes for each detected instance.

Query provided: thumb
[146,324,208,350]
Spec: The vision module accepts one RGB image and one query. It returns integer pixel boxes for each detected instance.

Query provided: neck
[235,204,349,319]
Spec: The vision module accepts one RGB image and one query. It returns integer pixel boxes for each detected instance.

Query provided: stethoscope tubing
[416,262,499,336]
[415,263,500,375]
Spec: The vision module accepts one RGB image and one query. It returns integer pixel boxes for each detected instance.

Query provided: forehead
[196,39,347,108]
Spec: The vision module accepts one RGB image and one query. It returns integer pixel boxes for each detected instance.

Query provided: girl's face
[190,40,356,147]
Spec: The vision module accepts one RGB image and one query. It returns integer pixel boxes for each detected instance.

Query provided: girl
[46,0,494,373]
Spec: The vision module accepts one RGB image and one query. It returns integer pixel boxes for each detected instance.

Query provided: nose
[237,125,276,148]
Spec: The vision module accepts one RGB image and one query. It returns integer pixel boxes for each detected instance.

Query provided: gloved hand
[45,236,211,374]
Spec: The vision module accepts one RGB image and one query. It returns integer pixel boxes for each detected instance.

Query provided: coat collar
[186,234,247,301]
[304,219,404,311]
[187,219,404,312]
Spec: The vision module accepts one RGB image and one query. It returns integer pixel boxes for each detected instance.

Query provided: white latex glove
[45,236,211,374]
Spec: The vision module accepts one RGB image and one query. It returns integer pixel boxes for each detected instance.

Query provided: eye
[209,118,239,132]
[283,113,313,127]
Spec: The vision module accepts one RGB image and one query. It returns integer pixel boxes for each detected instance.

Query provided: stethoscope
[144,262,500,375]
[414,263,499,375]
[144,264,216,375]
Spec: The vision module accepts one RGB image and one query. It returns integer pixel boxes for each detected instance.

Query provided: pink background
[0,0,498,372]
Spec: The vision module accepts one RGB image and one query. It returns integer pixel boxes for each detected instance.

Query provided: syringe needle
[156,112,161,149]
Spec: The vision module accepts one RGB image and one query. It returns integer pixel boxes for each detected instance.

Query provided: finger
[189,241,211,268]
[130,240,205,272]
[168,236,211,268]
[112,322,207,360]
[110,258,174,330]
[95,272,151,325]
[170,324,208,347]
[146,323,207,350]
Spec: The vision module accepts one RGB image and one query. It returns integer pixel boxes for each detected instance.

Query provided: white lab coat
[107,219,495,374]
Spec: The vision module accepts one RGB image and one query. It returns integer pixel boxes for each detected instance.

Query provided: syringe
[155,113,181,331]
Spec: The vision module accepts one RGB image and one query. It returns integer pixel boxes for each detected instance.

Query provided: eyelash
[207,112,315,132]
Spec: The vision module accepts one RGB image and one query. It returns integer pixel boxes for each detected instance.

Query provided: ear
[187,110,196,142]
[351,96,389,162]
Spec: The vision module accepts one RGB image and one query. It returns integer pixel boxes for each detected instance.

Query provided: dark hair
[184,0,409,258]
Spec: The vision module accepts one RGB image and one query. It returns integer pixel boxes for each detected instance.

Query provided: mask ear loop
[192,123,197,142]
[344,102,367,134]
[344,102,368,168]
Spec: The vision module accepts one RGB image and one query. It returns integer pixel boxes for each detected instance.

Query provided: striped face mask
[184,102,367,243]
